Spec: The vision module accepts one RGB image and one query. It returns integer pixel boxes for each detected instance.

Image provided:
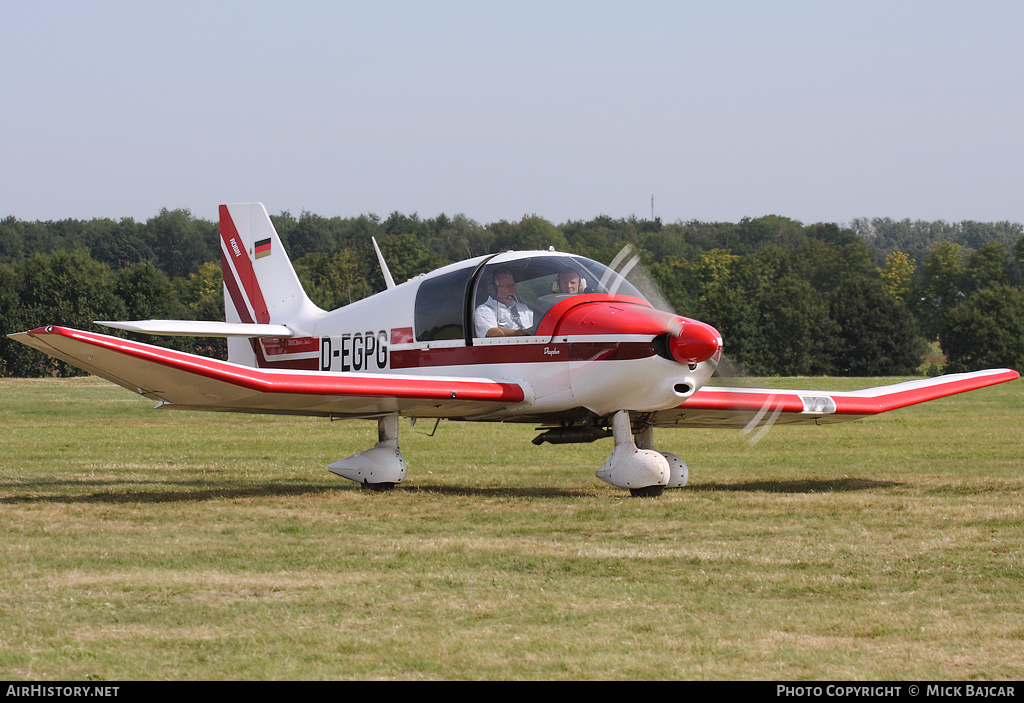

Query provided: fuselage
[242,251,722,423]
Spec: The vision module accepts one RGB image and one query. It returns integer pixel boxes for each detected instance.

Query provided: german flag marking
[254,237,272,259]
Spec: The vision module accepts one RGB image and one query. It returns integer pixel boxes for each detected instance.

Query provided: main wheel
[361,481,397,492]
[629,485,665,498]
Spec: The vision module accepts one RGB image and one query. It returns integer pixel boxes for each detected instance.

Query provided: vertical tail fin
[219,203,324,365]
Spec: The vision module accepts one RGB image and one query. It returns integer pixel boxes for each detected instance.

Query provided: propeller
[602,245,721,365]
[606,245,782,446]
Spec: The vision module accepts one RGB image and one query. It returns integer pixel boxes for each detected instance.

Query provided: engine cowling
[549,300,722,366]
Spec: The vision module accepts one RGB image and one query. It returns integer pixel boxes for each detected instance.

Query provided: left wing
[653,370,1020,429]
[9,326,527,418]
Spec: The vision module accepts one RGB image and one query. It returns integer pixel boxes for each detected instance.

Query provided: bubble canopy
[413,253,648,343]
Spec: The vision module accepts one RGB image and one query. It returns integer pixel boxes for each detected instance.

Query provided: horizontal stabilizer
[96,320,296,338]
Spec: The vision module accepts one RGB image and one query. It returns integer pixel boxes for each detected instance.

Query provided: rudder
[219,203,324,365]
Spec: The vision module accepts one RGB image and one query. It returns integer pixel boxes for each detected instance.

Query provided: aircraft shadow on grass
[0,478,336,504]
[691,477,902,493]
[0,476,900,504]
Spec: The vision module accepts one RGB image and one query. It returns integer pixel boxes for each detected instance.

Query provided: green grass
[1,375,1022,680]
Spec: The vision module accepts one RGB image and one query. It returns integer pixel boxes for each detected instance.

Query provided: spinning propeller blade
[607,245,778,444]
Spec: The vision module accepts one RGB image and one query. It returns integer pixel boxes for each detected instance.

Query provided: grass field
[1,375,1022,680]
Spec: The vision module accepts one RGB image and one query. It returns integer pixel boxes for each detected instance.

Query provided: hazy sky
[3,1,1023,227]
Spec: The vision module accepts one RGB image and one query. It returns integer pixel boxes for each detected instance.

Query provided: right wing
[653,369,1020,429]
[9,326,527,419]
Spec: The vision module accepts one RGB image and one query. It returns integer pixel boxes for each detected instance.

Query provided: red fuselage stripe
[390,340,655,369]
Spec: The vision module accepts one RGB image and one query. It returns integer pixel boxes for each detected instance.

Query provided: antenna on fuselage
[372,237,396,290]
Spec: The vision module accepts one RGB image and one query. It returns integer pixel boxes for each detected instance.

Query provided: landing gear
[597,411,688,497]
[328,414,407,490]
[596,411,666,496]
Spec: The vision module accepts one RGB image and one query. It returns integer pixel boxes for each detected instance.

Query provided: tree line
[2,209,1022,377]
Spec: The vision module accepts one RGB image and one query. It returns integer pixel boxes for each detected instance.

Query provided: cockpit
[413,253,648,344]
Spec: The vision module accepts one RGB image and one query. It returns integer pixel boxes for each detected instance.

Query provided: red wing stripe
[683,390,806,413]
[686,370,1019,416]
[829,371,1019,414]
[31,327,525,403]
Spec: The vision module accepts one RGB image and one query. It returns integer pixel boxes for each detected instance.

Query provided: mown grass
[1,375,1022,680]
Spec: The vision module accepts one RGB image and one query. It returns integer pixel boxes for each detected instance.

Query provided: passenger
[475,269,534,337]
[555,270,583,295]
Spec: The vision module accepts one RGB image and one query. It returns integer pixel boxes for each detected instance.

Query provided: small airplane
[10,203,1020,496]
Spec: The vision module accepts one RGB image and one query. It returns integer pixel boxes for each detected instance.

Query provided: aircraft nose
[668,319,722,364]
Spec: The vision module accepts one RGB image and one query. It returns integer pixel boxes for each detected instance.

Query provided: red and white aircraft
[10,203,1019,496]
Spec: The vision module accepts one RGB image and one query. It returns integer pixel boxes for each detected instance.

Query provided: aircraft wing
[8,326,527,419]
[653,369,1020,429]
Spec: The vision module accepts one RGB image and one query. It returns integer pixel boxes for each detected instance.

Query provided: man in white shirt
[474,269,534,337]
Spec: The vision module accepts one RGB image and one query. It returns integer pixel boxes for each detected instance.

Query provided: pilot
[555,269,584,295]
[474,269,534,337]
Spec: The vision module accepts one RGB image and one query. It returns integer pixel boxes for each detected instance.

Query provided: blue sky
[3,1,1023,226]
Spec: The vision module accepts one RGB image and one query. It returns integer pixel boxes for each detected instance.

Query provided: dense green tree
[484,215,567,253]
[115,261,185,320]
[0,263,26,376]
[82,217,152,269]
[428,213,487,261]
[145,209,218,278]
[173,260,224,323]
[3,249,125,376]
[270,211,299,252]
[649,255,697,316]
[0,216,27,262]
[287,210,336,258]
[515,215,568,251]
[915,242,967,339]
[334,214,381,251]
[805,222,860,247]
[741,275,837,376]
[829,276,925,375]
[382,211,425,237]
[17,249,123,324]
[940,286,1024,373]
[294,249,374,310]
[373,233,446,287]
[963,242,1011,294]
[0,217,65,263]
[1014,236,1024,287]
